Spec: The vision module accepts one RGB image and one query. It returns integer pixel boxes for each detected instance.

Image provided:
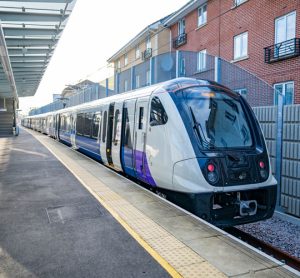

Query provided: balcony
[173,33,187,48]
[264,38,300,63]
[142,48,152,60]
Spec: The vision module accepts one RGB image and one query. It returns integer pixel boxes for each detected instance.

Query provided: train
[22,78,277,227]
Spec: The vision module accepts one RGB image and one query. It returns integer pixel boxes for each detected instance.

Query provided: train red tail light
[207,164,215,172]
[207,163,218,184]
[259,161,265,169]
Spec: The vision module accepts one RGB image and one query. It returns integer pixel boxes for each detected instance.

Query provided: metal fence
[28,50,300,218]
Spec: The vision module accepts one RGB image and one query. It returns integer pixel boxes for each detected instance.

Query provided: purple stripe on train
[122,147,156,187]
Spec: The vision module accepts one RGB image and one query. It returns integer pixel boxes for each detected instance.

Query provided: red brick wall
[170,0,300,104]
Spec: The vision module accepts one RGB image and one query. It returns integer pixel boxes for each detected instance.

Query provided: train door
[134,97,150,183]
[110,101,123,171]
[99,104,112,165]
[70,113,77,148]
[120,99,137,177]
[106,103,115,165]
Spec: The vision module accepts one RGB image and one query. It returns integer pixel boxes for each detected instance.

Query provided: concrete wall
[253,105,300,218]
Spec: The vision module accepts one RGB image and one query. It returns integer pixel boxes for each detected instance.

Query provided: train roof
[27,78,230,118]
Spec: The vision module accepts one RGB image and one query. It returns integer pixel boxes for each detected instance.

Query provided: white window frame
[178,18,185,35]
[234,32,248,60]
[198,4,207,27]
[275,11,296,44]
[135,45,140,59]
[117,59,121,69]
[235,0,247,6]
[273,81,294,105]
[124,53,128,66]
[197,49,207,72]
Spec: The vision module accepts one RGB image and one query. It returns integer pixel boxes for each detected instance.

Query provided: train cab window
[138,107,144,129]
[92,113,101,139]
[113,109,121,145]
[150,97,168,126]
[102,111,107,142]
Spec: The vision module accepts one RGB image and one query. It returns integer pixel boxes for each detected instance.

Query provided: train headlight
[207,163,219,184]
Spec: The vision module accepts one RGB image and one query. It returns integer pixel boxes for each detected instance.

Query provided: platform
[0,128,299,278]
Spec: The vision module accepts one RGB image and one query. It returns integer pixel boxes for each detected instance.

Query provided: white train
[23,78,277,226]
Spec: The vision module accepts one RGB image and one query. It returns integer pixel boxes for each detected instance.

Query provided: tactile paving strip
[32,132,227,278]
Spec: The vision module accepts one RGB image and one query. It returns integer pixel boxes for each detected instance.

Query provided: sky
[19,0,187,114]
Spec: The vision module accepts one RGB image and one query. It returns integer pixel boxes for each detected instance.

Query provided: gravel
[237,213,300,258]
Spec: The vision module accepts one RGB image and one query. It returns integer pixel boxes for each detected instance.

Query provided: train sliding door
[121,99,137,177]
[100,103,114,166]
[134,97,151,184]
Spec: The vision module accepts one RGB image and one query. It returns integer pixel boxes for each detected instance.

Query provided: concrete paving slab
[0,130,170,278]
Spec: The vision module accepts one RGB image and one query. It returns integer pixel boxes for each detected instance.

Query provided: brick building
[164,0,300,104]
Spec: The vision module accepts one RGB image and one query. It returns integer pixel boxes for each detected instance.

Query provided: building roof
[163,0,206,27]
[107,14,173,63]
[0,0,77,102]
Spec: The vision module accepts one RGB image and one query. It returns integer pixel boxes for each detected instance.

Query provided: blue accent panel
[121,146,136,178]
[59,130,71,146]
[75,134,101,162]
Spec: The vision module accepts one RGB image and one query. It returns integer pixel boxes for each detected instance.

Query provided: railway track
[225,227,300,272]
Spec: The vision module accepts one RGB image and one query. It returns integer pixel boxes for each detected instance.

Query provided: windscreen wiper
[189,106,215,149]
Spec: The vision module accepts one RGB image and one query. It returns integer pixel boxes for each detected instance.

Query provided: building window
[178,18,185,35]
[235,0,247,6]
[146,36,151,49]
[234,88,248,96]
[136,75,140,89]
[198,4,207,27]
[0,98,6,111]
[124,53,128,66]
[146,70,151,85]
[197,49,207,71]
[234,32,248,60]
[135,45,140,59]
[275,11,296,56]
[274,81,294,105]
[117,59,121,69]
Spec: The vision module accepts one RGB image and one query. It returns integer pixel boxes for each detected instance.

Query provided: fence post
[105,78,109,97]
[176,50,180,78]
[275,92,284,210]
[150,57,155,85]
[131,66,135,90]
[214,56,221,83]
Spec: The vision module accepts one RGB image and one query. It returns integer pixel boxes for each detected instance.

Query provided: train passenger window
[92,113,100,139]
[113,109,121,145]
[84,113,93,137]
[138,107,144,129]
[102,111,107,142]
[150,97,168,126]
[76,113,84,135]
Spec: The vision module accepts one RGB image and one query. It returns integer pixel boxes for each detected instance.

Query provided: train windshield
[177,86,253,149]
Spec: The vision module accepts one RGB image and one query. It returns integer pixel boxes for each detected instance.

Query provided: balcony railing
[173,33,187,48]
[264,38,300,63]
[142,48,152,60]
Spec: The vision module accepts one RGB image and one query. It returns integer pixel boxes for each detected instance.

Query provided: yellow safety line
[31,131,182,278]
